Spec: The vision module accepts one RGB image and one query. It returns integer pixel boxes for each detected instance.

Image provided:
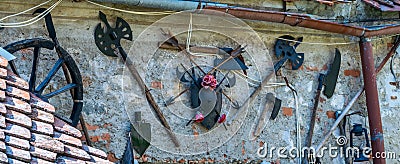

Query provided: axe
[94,11,180,147]
[304,48,341,163]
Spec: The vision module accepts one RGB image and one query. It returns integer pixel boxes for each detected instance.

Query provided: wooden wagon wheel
[2,38,84,127]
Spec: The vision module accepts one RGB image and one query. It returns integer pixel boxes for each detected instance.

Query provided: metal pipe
[93,1,400,37]
[359,37,385,164]
[92,0,227,11]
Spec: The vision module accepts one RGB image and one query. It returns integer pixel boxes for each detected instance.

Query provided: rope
[86,0,175,16]
[0,0,62,28]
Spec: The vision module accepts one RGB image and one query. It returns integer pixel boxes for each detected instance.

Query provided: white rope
[86,0,175,15]
[186,13,192,51]
[0,0,52,23]
[0,0,62,28]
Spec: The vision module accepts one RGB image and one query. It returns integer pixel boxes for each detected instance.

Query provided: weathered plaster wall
[0,0,399,163]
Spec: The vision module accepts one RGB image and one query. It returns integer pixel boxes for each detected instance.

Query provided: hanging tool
[131,112,151,157]
[315,39,400,156]
[304,49,341,163]
[269,97,282,120]
[252,93,276,139]
[274,35,304,71]
[214,47,248,71]
[94,11,180,147]
[226,35,304,125]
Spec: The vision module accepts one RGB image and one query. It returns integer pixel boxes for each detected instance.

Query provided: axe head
[94,11,133,57]
[323,48,341,98]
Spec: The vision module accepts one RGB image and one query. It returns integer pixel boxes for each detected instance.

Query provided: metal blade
[130,112,151,156]
[0,47,16,61]
[201,88,222,130]
[323,48,341,98]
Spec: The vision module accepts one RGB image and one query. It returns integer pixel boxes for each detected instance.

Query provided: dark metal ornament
[130,112,151,157]
[323,48,341,98]
[201,88,222,129]
[274,35,304,71]
[94,11,133,58]
[94,11,180,148]
[214,47,248,71]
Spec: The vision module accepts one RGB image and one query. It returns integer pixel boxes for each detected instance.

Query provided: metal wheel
[3,38,83,127]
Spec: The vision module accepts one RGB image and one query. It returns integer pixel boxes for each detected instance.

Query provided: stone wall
[0,0,399,163]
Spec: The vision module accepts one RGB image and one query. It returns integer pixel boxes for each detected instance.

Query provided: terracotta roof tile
[54,132,82,148]
[5,135,30,150]
[63,145,91,161]
[363,0,400,11]
[0,115,5,129]
[5,72,29,91]
[4,124,31,140]
[0,103,6,115]
[7,157,29,164]
[54,117,82,138]
[0,151,6,163]
[5,110,32,128]
[0,130,4,140]
[5,145,31,162]
[31,120,53,136]
[0,68,7,79]
[0,65,111,163]
[30,157,53,164]
[0,57,7,69]
[0,141,5,152]
[29,95,55,114]
[5,97,31,114]
[30,108,54,124]
[0,91,5,102]
[0,79,5,91]
[89,155,114,164]
[30,133,64,154]
[82,144,107,159]
[30,146,57,162]
[56,156,86,163]
[6,86,30,102]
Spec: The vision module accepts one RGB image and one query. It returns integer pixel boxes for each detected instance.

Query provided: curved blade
[94,24,118,57]
[198,88,217,116]
[291,52,304,70]
[323,48,341,98]
[201,88,222,130]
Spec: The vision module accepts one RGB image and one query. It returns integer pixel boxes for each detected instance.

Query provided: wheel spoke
[42,83,78,99]
[35,58,64,94]
[9,61,19,76]
[29,47,40,92]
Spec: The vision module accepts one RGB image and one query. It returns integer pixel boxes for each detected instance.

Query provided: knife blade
[0,47,16,61]
[323,48,341,98]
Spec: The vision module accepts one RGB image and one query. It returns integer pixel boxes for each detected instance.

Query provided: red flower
[218,114,226,123]
[194,113,204,123]
[201,74,217,90]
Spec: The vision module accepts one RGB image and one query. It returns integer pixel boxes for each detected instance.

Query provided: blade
[201,89,222,130]
[323,48,341,98]
[0,47,16,61]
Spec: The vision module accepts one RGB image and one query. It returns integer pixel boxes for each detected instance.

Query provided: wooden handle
[125,54,180,147]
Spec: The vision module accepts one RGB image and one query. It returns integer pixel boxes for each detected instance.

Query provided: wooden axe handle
[125,55,180,147]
